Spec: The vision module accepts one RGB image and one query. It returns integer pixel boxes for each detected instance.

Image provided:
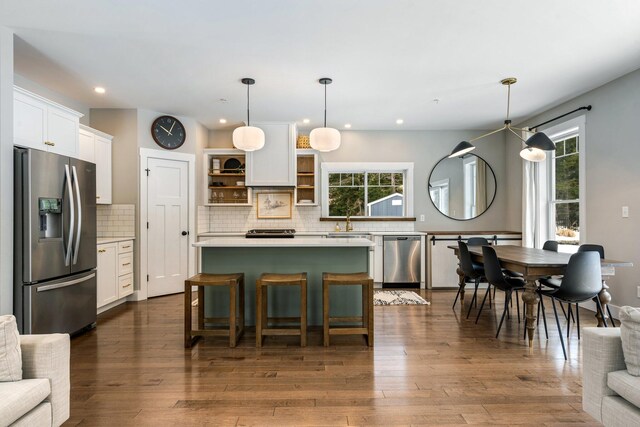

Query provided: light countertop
[97,237,135,245]
[194,236,374,248]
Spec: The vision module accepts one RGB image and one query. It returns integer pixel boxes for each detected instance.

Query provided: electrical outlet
[623,206,629,218]
[420,214,425,222]
[637,286,640,298]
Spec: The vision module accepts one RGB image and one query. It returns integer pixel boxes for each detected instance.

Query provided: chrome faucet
[345,213,353,232]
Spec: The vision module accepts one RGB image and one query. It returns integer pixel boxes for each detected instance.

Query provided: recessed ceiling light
[219,118,227,124]
[344,124,352,128]
[94,87,106,94]
[303,118,310,124]
[396,119,404,125]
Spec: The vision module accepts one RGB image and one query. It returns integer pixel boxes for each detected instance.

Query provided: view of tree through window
[328,172,404,216]
[552,135,579,245]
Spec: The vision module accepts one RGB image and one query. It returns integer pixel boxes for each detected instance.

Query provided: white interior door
[147,157,189,297]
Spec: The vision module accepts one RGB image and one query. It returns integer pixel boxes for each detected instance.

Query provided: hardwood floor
[66,290,601,426]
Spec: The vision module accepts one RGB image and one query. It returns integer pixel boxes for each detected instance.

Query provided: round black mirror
[428,154,496,220]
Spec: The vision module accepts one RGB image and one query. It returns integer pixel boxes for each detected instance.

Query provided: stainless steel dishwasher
[383,236,421,287]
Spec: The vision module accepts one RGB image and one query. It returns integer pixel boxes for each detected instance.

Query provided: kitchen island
[194,237,374,325]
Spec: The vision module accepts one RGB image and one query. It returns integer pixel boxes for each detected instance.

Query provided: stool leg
[300,278,307,347]
[323,280,330,346]
[229,284,237,347]
[367,279,374,347]
[262,285,268,329]
[184,282,192,348]
[238,276,245,339]
[197,286,205,330]
[256,281,263,348]
[361,282,368,343]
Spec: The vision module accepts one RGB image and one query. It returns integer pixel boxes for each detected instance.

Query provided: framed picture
[257,192,293,219]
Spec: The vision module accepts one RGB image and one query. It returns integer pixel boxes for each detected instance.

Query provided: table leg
[456,266,466,305]
[596,280,611,327]
[522,278,540,350]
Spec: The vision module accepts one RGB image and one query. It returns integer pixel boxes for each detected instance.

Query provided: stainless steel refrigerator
[14,147,97,335]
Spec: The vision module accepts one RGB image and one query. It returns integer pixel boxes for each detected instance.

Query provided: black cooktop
[245,229,296,238]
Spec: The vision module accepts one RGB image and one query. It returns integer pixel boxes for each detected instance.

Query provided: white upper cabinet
[245,122,296,186]
[79,125,113,204]
[13,86,83,157]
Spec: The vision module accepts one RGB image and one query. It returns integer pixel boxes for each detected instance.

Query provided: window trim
[321,162,414,218]
[543,115,586,249]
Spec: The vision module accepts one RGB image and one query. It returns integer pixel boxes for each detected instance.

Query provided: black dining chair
[578,244,615,327]
[539,251,607,360]
[475,245,525,337]
[452,238,490,310]
[453,241,488,318]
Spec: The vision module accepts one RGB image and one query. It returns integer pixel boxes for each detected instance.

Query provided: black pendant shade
[448,140,475,158]
[524,131,555,151]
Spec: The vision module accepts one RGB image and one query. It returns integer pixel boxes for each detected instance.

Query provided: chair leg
[576,303,581,340]
[488,284,492,308]
[452,285,462,309]
[523,303,528,340]
[539,294,549,339]
[466,280,480,319]
[595,297,608,328]
[566,304,573,339]
[537,299,541,326]
[607,305,616,327]
[551,297,567,360]
[475,285,491,324]
[515,290,521,324]
[496,292,510,338]
[559,301,568,321]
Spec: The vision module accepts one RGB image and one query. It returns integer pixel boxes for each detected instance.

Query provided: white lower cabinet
[97,243,118,308]
[97,239,134,311]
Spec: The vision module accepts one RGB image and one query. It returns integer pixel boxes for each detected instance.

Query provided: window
[321,163,414,218]
[544,116,585,252]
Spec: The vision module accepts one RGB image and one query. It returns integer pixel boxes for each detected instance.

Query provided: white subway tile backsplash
[200,192,414,233]
[96,204,136,237]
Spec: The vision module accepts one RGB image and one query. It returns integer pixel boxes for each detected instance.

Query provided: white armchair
[0,333,70,426]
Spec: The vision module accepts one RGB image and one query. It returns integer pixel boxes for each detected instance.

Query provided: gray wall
[507,68,640,307]
[0,27,13,314]
[14,73,91,126]
[208,128,510,232]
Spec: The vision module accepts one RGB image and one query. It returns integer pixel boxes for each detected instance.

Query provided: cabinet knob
[96,196,101,199]
[181,231,189,236]
[98,249,106,253]
[44,141,55,146]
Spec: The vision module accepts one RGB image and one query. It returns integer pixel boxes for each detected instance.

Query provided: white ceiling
[2,0,640,131]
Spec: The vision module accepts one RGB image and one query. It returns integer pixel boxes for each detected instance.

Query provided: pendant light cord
[323,82,327,128]
[246,83,251,126]
[506,82,511,122]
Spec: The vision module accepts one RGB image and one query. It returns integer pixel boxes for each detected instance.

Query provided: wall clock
[151,115,186,149]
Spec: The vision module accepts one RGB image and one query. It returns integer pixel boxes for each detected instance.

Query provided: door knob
[181,231,188,236]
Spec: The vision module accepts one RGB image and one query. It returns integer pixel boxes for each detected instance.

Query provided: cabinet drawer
[118,274,134,298]
[118,252,133,276]
[118,240,133,254]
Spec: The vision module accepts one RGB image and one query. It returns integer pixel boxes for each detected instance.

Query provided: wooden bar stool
[256,273,307,347]
[323,272,374,347]
[184,273,244,348]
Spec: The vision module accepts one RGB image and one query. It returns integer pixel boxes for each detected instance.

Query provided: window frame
[543,115,586,251]
[321,162,414,218]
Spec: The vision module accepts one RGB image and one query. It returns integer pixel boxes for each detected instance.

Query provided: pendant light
[448,78,554,162]
[310,77,341,152]
[232,78,265,152]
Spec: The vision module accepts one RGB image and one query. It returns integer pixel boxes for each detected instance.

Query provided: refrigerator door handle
[64,164,74,266]
[36,272,96,292]
[72,165,82,265]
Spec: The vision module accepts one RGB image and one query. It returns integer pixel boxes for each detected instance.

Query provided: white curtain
[476,158,487,213]
[521,129,549,248]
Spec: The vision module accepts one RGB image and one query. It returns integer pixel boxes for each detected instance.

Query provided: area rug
[373,290,430,306]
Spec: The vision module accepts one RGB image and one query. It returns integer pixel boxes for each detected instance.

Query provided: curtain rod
[529,105,592,130]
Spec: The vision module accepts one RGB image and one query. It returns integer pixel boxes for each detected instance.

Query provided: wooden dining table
[448,244,633,350]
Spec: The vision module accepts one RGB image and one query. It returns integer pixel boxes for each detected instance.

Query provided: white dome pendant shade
[520,147,546,162]
[310,77,341,152]
[232,78,265,152]
[232,125,265,151]
[309,127,341,152]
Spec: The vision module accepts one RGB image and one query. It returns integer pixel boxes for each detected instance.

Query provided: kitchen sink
[326,232,371,239]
